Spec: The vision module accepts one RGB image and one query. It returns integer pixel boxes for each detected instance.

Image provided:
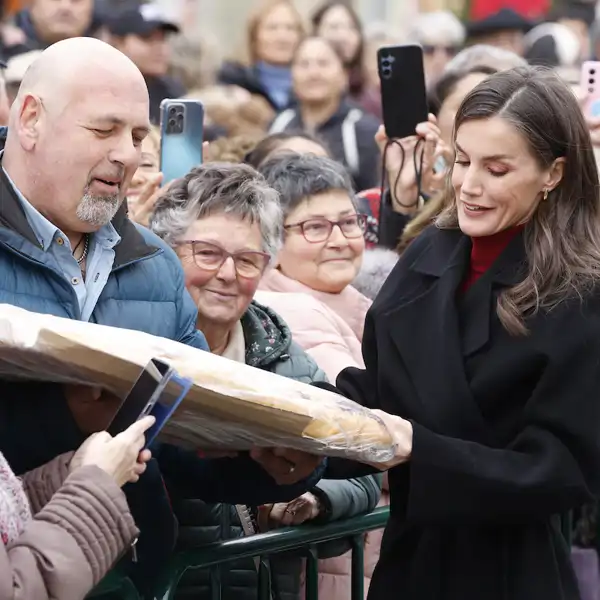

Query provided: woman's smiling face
[452,116,563,237]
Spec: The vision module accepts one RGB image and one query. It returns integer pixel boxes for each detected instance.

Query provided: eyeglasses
[284,214,367,243]
[178,240,271,278]
[422,45,460,57]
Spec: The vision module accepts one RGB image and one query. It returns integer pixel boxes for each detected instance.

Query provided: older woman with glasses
[255,152,387,600]
[149,161,381,600]
[256,153,372,382]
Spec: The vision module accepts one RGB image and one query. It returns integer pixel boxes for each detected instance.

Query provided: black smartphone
[378,44,428,140]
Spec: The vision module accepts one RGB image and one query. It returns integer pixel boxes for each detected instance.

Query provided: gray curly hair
[149,162,283,260]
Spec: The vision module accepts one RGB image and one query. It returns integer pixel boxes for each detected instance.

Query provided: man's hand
[249,447,322,485]
[64,385,122,434]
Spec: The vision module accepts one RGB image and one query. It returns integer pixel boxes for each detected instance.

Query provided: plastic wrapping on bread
[0,304,395,463]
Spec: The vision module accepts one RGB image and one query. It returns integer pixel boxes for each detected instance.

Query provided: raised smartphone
[378,44,428,139]
[106,359,192,448]
[580,61,600,118]
[159,99,204,184]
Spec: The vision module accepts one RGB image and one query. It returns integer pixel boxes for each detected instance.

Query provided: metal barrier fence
[91,506,390,600]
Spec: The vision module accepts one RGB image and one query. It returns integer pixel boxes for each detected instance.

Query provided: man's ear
[17,93,43,151]
[544,157,566,192]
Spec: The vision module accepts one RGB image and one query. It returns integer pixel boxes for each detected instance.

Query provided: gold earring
[543,189,549,201]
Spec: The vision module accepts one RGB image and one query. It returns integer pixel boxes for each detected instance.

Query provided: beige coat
[0,453,138,600]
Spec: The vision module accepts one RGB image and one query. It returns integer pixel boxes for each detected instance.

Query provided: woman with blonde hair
[218,0,305,111]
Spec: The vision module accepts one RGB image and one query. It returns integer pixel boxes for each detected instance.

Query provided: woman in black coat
[319,66,600,599]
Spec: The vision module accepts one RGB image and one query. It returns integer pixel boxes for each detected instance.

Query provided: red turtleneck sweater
[461,226,524,292]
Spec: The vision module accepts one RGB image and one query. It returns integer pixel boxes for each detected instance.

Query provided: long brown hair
[437,66,600,335]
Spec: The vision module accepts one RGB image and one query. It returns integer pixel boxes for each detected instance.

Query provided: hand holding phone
[375,116,441,214]
[72,416,155,487]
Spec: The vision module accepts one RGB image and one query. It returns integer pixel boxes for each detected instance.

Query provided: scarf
[0,450,31,546]
[255,61,293,110]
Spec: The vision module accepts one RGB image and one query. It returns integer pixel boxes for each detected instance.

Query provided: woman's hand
[375,115,441,215]
[258,492,322,529]
[127,172,164,227]
[367,409,413,470]
[585,114,600,147]
[575,90,600,146]
[70,416,155,487]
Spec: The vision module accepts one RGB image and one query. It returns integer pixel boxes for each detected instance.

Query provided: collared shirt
[3,167,121,321]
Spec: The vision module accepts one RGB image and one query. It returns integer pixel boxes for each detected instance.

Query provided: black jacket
[325,225,600,600]
[269,98,381,192]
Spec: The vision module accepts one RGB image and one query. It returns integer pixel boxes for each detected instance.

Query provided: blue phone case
[106,359,192,448]
[159,99,204,184]
[143,370,192,447]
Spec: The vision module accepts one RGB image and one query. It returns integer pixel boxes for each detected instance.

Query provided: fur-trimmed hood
[353,248,399,300]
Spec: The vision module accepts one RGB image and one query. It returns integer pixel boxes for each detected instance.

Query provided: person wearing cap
[2,0,102,60]
[107,4,186,124]
[465,8,534,56]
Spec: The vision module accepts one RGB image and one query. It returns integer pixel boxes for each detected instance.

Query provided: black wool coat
[325,225,600,600]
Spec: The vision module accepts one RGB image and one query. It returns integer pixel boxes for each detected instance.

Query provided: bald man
[0,37,207,595]
[0,37,323,598]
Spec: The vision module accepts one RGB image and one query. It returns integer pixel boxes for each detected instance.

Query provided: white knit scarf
[0,450,32,546]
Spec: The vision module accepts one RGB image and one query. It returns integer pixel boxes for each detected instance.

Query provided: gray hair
[446,44,527,73]
[408,11,465,47]
[149,162,283,260]
[257,153,356,220]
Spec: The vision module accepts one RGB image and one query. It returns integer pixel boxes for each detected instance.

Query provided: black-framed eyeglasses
[178,240,271,278]
[283,214,367,243]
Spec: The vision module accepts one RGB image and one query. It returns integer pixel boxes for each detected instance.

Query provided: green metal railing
[156,506,389,600]
[89,506,577,600]
[90,506,389,600]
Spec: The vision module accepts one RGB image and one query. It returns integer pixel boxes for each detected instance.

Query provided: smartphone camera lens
[591,69,596,75]
[165,104,185,134]
[590,78,595,85]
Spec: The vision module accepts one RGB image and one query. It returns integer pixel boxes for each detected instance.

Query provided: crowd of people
[1,1,600,600]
